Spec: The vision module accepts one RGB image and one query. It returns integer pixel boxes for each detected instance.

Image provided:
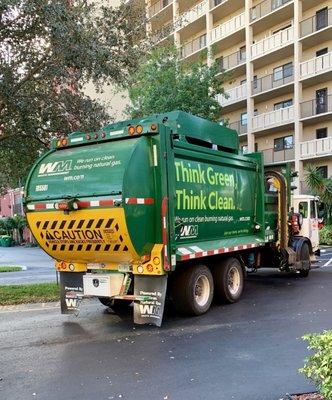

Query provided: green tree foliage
[0,0,145,189]
[305,165,332,224]
[0,215,26,242]
[300,331,332,400]
[127,46,227,122]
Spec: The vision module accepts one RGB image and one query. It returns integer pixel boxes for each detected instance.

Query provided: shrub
[300,331,332,400]
[320,225,332,245]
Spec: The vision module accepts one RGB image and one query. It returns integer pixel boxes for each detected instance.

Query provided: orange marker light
[146,264,154,273]
[61,138,68,147]
[150,123,157,131]
[136,125,143,134]
[128,126,136,135]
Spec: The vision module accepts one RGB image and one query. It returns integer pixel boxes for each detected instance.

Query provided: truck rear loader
[24,111,319,326]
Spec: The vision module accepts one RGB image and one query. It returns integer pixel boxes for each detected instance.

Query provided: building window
[241,145,248,154]
[240,112,247,126]
[239,46,246,61]
[274,135,294,151]
[317,166,328,178]
[240,79,247,85]
[273,62,293,81]
[253,75,258,89]
[316,88,328,114]
[316,127,328,139]
[316,7,328,31]
[274,99,293,110]
[316,48,328,57]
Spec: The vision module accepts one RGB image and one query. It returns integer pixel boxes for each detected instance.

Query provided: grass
[0,265,23,273]
[0,283,59,305]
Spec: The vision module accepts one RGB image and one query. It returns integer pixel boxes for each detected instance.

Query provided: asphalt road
[0,247,55,285]
[1,261,331,400]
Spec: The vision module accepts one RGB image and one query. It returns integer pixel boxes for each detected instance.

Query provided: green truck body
[24,111,312,326]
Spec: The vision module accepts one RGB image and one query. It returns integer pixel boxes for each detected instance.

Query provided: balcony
[251,26,294,65]
[149,0,172,19]
[151,22,174,45]
[300,52,332,86]
[250,0,292,22]
[229,120,247,136]
[300,8,332,49]
[252,68,294,100]
[301,95,332,124]
[216,49,246,76]
[180,33,207,59]
[252,105,294,132]
[176,0,207,31]
[300,137,332,160]
[217,82,247,108]
[211,12,245,45]
[262,147,295,164]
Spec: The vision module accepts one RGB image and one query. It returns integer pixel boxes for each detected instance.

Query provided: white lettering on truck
[38,160,73,176]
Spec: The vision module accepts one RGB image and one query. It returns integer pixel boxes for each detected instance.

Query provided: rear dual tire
[212,258,244,304]
[171,264,214,316]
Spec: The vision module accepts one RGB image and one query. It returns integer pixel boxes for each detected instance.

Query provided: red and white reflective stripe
[178,243,261,261]
[78,199,122,207]
[27,203,54,211]
[125,198,154,205]
[26,199,122,210]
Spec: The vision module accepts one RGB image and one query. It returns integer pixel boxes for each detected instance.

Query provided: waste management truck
[24,111,319,326]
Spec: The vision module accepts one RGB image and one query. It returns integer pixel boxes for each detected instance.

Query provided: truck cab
[292,195,320,253]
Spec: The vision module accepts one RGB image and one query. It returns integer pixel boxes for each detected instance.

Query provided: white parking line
[322,258,332,268]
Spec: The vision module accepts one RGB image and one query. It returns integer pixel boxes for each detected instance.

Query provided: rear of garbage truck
[24,110,313,326]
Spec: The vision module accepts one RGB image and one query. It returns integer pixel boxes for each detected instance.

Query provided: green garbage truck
[24,111,319,326]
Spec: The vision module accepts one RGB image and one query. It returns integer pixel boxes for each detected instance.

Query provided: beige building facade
[145,0,332,193]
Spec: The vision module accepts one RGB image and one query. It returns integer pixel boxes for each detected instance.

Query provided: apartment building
[145,0,332,193]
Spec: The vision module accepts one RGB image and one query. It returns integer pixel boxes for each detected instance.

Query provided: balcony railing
[300,52,332,80]
[250,0,292,22]
[151,22,174,44]
[252,68,293,95]
[300,137,332,159]
[180,34,207,59]
[216,50,246,72]
[301,95,332,119]
[300,8,332,38]
[229,120,248,135]
[211,12,245,43]
[217,83,247,107]
[262,147,295,164]
[251,26,294,59]
[252,105,294,131]
[148,0,172,18]
[176,0,207,30]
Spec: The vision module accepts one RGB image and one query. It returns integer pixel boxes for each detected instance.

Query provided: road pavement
[0,263,331,400]
[0,246,55,285]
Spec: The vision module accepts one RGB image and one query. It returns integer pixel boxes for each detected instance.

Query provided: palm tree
[305,165,332,225]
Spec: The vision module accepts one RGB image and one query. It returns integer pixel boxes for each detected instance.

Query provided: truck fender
[291,236,313,257]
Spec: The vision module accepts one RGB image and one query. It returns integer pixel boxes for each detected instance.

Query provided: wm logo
[38,160,72,175]
[180,225,198,238]
[65,298,78,308]
[139,304,161,318]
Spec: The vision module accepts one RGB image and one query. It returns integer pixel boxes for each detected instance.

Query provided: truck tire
[98,297,132,311]
[171,264,214,316]
[298,242,311,278]
[212,257,244,303]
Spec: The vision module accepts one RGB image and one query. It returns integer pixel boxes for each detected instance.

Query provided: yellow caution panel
[27,208,139,264]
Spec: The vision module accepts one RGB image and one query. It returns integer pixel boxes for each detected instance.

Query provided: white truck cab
[292,195,320,253]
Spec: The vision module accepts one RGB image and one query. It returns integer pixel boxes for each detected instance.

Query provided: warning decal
[27,208,138,262]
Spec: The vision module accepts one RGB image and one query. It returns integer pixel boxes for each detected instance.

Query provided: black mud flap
[60,272,84,315]
[134,275,167,327]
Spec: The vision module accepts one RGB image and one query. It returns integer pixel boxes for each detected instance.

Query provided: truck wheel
[298,242,311,278]
[212,258,244,304]
[98,297,132,311]
[171,264,214,316]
